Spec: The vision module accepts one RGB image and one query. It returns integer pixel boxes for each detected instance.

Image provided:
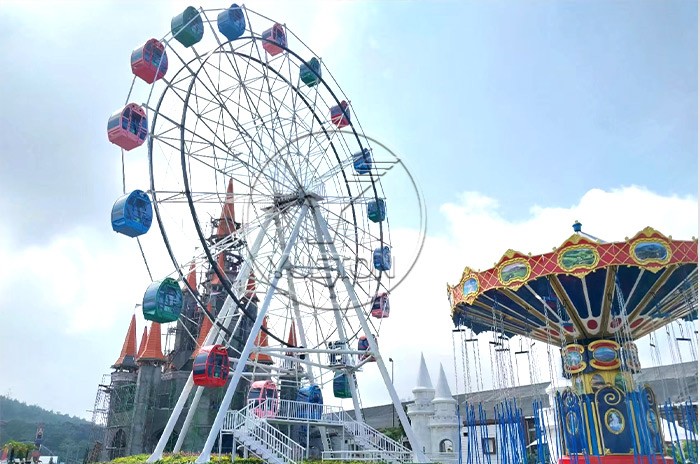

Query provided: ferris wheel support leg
[147,375,195,462]
[272,216,333,452]
[308,208,366,421]
[309,215,366,422]
[172,385,204,452]
[149,216,274,462]
[310,203,428,463]
[196,205,309,464]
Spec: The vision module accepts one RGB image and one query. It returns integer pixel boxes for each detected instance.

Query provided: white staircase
[222,399,412,463]
[223,404,305,464]
[336,412,413,463]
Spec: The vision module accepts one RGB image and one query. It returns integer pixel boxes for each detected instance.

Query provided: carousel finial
[572,220,582,233]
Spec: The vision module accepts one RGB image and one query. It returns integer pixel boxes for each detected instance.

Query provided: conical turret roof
[185,261,197,291]
[191,309,214,359]
[287,322,297,347]
[415,353,434,390]
[249,317,273,364]
[433,363,456,402]
[137,322,166,364]
[216,179,237,237]
[137,326,148,358]
[112,315,138,371]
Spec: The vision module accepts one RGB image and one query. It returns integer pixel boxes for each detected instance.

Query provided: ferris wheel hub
[271,190,324,208]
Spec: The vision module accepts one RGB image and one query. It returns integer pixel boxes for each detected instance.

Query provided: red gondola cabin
[131,39,168,84]
[261,23,287,56]
[330,101,350,128]
[107,103,148,151]
[371,292,390,318]
[358,335,376,362]
[192,344,230,388]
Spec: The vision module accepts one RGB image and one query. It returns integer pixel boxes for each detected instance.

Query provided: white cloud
[0,226,150,333]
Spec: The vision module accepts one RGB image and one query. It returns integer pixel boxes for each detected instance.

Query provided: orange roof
[112,315,138,370]
[137,326,148,358]
[210,253,226,286]
[284,322,298,358]
[287,322,297,347]
[191,308,214,359]
[249,316,273,364]
[137,322,166,364]
[185,261,197,290]
[216,178,237,237]
[245,271,258,300]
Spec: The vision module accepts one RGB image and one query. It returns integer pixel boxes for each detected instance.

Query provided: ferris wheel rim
[144,31,388,347]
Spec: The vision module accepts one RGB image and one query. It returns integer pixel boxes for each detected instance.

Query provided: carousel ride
[448,223,698,464]
[107,4,422,464]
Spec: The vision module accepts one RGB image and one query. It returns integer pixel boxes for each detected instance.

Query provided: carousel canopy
[448,226,698,345]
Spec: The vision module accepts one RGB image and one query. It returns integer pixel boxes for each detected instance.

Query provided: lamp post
[389,357,395,428]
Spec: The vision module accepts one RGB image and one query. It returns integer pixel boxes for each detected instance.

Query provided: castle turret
[102,316,140,461]
[429,364,459,458]
[130,322,166,454]
[170,262,200,370]
[407,353,435,454]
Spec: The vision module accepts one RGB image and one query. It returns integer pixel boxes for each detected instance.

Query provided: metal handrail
[224,402,305,464]
[322,450,414,462]
[223,399,412,463]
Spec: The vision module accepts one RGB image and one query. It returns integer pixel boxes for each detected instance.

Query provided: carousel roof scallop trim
[448,227,698,309]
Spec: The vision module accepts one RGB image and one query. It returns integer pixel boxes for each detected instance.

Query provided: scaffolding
[85,374,110,463]
[99,371,137,461]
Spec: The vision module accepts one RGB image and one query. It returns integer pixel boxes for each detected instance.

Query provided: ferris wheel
[107,4,423,463]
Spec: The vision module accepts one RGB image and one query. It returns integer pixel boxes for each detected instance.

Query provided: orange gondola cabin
[261,23,287,56]
[131,38,168,84]
[371,292,390,318]
[192,344,230,388]
[248,380,278,418]
[107,103,148,151]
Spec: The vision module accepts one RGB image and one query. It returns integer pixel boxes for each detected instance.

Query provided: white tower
[429,364,459,460]
[407,353,435,454]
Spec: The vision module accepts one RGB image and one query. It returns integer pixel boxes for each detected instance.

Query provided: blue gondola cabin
[333,373,352,399]
[368,198,386,223]
[142,277,183,323]
[330,100,350,128]
[373,246,392,271]
[193,344,230,388]
[300,57,321,87]
[131,39,168,84]
[371,293,390,318]
[262,23,287,56]
[295,385,323,419]
[217,4,246,41]
[171,6,204,47]
[249,380,278,418]
[353,148,372,174]
[107,103,148,151]
[111,190,153,237]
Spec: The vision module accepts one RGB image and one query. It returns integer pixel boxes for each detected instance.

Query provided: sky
[0,0,697,421]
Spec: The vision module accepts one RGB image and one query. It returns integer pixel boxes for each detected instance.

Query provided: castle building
[94,185,257,460]
[407,355,459,462]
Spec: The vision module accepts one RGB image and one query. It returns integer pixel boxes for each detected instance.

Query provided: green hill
[0,396,96,464]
